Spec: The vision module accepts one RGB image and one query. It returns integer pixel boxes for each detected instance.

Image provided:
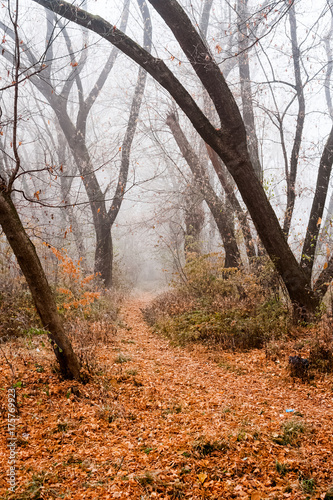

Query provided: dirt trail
[1,297,332,500]
[102,298,332,499]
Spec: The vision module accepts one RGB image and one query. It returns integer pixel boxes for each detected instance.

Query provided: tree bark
[314,253,333,297]
[0,188,81,380]
[56,131,88,270]
[237,0,262,181]
[205,145,256,259]
[95,217,113,288]
[183,186,205,258]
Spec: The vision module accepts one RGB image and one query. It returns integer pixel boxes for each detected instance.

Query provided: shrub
[143,253,291,350]
[180,253,263,309]
[141,291,194,326]
[309,341,333,373]
[155,297,288,349]
[46,245,101,317]
[0,278,40,340]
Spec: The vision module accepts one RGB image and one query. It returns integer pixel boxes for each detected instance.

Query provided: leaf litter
[0,296,332,499]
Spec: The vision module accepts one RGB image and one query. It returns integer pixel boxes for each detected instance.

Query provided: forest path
[101,296,332,499]
[2,297,332,500]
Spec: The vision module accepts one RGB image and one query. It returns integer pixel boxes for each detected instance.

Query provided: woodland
[1,0,333,499]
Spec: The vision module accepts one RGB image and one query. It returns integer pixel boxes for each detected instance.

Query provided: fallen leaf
[198,472,207,484]
[109,378,120,388]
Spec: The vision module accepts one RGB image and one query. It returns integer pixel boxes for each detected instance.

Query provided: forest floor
[0,296,333,500]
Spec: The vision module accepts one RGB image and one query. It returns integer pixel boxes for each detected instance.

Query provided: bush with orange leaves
[45,245,100,316]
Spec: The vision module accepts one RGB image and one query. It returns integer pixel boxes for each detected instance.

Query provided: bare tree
[1,0,151,287]
[31,0,333,319]
[237,0,262,181]
[0,1,81,379]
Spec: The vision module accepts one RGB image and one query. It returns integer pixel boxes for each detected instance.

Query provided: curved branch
[76,0,130,134]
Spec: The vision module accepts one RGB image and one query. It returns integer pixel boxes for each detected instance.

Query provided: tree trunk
[166,112,240,267]
[205,145,256,259]
[56,131,88,271]
[237,0,262,181]
[300,124,333,279]
[54,105,113,286]
[94,218,113,289]
[0,189,81,380]
[184,186,205,258]
[283,2,306,236]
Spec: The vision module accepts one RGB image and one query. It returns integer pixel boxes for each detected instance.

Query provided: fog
[1,0,333,293]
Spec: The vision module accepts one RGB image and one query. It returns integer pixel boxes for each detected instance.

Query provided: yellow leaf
[317,217,322,225]
[197,473,207,484]
[327,246,331,258]
[109,378,120,389]
[324,262,328,270]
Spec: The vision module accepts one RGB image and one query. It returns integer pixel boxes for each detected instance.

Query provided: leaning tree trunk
[166,112,241,268]
[0,189,81,380]
[205,145,256,259]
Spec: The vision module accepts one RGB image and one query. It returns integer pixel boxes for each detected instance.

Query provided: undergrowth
[272,419,306,447]
[0,247,121,377]
[0,277,40,340]
[143,253,290,350]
